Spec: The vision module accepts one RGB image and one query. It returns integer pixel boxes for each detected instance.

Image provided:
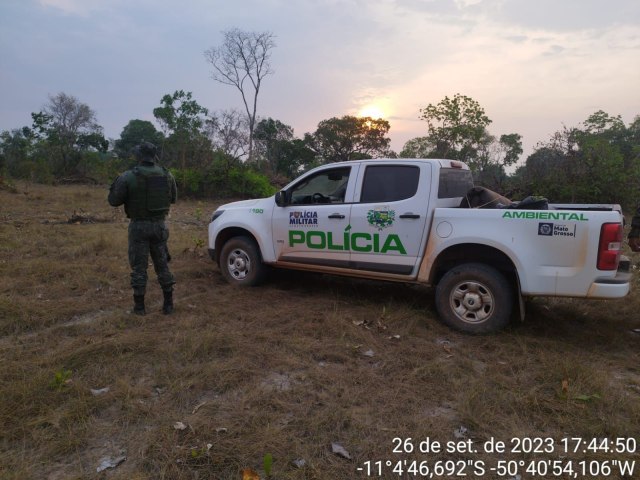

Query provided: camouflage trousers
[128,219,175,296]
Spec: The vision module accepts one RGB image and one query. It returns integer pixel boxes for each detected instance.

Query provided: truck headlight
[211,210,225,223]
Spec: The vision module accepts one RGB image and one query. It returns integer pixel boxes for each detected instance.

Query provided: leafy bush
[170,168,205,196]
[168,164,276,199]
[10,158,55,184]
[227,166,276,198]
[76,152,124,183]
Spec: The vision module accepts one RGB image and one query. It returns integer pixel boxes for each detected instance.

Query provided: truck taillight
[597,223,622,270]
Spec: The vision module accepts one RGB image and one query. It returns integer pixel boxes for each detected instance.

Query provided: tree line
[0,27,638,212]
[0,88,395,198]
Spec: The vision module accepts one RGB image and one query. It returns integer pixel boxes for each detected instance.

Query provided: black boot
[162,290,174,315]
[133,294,145,315]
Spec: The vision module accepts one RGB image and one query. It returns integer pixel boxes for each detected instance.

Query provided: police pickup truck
[207,159,631,333]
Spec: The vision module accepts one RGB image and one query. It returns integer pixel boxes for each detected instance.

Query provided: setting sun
[358,104,386,119]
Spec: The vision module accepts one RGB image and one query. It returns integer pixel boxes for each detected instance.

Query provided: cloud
[543,44,565,56]
[505,35,528,43]
[2,0,638,157]
[454,0,483,8]
[394,0,639,31]
[38,0,101,16]
[496,0,640,31]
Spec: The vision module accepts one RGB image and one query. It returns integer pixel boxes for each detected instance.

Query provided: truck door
[272,165,355,268]
[348,162,431,275]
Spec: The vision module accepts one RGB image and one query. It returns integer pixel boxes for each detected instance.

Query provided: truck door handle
[328,214,345,219]
[400,213,420,219]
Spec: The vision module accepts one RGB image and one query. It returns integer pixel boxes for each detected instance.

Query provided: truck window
[290,167,351,205]
[360,165,419,203]
[438,168,474,199]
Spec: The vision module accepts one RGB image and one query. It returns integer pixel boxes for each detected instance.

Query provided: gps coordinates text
[356,436,638,478]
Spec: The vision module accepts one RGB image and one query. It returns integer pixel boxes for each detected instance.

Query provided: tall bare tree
[204,28,276,161]
[205,109,249,160]
[34,92,106,176]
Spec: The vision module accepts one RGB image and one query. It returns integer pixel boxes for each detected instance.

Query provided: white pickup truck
[207,159,631,333]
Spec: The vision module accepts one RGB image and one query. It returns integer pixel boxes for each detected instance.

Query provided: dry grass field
[1,182,639,480]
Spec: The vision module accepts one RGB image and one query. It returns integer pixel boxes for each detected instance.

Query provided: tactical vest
[124,164,171,219]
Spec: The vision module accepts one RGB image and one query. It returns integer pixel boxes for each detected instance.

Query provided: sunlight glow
[358,104,386,120]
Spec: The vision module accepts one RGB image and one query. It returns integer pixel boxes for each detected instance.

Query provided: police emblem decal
[367,208,396,231]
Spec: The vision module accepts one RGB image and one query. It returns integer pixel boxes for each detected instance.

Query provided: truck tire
[435,263,513,334]
[219,236,266,286]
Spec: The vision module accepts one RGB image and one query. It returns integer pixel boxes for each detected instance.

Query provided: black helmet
[134,141,157,161]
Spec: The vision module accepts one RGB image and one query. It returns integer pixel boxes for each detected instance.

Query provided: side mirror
[275,190,288,207]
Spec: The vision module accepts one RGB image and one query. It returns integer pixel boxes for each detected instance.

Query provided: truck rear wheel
[435,263,513,334]
[219,236,266,286]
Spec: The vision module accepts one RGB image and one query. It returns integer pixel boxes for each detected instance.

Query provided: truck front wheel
[435,263,513,334]
[219,236,266,286]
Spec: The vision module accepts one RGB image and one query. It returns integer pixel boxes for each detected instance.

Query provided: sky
[1,0,639,162]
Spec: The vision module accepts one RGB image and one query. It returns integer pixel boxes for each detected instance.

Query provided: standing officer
[108,142,177,315]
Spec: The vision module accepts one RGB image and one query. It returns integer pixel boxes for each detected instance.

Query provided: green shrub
[228,167,276,198]
[170,168,205,196]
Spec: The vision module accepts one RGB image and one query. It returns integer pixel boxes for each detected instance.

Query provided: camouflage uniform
[108,145,177,314]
